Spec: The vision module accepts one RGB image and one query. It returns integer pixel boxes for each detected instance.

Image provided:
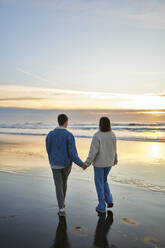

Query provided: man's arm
[46,135,49,154]
[68,134,84,167]
[46,133,52,156]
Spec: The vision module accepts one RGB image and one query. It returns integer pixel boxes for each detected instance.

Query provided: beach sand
[0,134,165,247]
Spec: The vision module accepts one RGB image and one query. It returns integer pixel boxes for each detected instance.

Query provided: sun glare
[144,111,165,115]
[150,143,162,159]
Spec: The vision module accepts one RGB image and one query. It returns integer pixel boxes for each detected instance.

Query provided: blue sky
[1,0,165,110]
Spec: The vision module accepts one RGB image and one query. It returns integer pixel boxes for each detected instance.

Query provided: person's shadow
[93,211,115,248]
[50,216,71,248]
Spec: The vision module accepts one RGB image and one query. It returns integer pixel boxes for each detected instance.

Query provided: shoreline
[0,165,165,194]
[1,167,165,194]
[0,132,165,143]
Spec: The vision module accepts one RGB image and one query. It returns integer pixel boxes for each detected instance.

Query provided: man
[46,114,86,216]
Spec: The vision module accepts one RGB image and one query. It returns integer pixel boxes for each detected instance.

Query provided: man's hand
[82,164,87,170]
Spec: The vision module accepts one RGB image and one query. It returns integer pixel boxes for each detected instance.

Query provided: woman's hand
[114,153,118,165]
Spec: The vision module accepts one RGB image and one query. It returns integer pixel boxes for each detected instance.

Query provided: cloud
[16,68,128,99]
[2,68,162,109]
[146,91,165,97]
[17,68,52,84]
[1,0,165,29]
[0,97,45,101]
[53,0,165,29]
[0,84,165,110]
[158,94,165,97]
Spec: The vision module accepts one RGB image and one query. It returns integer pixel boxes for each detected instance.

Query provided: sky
[1,0,165,111]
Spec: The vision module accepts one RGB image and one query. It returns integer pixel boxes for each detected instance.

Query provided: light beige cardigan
[85,130,117,167]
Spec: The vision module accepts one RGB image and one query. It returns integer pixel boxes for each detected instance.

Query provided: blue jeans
[94,167,113,212]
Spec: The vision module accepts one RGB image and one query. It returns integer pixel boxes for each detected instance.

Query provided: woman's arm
[85,135,100,166]
[113,133,118,165]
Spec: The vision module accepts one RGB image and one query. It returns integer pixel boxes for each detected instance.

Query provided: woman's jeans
[94,167,113,212]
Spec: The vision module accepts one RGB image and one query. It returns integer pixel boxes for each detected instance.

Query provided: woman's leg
[104,167,113,204]
[94,167,106,212]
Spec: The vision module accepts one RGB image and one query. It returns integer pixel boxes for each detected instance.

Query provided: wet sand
[0,134,165,247]
[0,171,165,248]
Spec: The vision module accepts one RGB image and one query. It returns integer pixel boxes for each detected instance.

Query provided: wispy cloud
[44,0,165,30]
[17,68,52,84]
[0,85,165,110]
[119,3,165,30]
[148,91,165,97]
[0,97,45,101]
[4,68,162,109]
[16,67,126,98]
[2,0,165,29]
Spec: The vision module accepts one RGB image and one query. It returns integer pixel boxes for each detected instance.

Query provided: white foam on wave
[0,122,165,130]
[0,122,165,142]
[0,169,25,175]
[0,131,165,142]
[0,169,164,193]
[110,175,165,193]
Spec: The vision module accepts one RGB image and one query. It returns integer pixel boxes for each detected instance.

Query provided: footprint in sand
[120,217,140,226]
[144,236,165,248]
[72,226,88,237]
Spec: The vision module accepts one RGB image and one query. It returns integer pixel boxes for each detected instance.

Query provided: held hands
[82,163,87,170]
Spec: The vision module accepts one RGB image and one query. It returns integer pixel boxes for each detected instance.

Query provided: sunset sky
[1,0,165,111]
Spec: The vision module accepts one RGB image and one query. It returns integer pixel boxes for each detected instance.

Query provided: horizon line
[0,107,165,112]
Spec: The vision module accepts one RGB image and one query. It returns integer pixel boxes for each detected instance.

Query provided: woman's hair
[99,117,111,132]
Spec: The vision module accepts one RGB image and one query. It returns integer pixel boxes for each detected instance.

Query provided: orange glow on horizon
[0,85,164,111]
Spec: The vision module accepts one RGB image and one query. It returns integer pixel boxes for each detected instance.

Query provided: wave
[0,122,165,132]
[110,176,165,193]
[0,131,165,142]
[0,122,165,142]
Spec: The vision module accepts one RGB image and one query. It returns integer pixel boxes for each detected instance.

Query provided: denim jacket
[46,127,83,168]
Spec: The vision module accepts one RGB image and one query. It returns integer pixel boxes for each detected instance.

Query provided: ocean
[0,121,165,142]
[0,107,165,142]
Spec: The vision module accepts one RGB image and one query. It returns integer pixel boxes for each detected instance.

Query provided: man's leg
[94,167,106,212]
[52,169,65,209]
[104,167,113,204]
[61,166,72,206]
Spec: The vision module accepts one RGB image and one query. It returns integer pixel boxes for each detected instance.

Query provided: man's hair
[57,114,68,126]
[99,117,111,132]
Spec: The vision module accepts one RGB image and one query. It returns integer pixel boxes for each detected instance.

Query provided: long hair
[99,117,111,132]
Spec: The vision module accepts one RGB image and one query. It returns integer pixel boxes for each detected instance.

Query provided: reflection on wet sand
[92,211,115,248]
[52,211,115,248]
[51,216,71,248]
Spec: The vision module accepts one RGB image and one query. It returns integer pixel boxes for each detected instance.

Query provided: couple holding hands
[46,114,118,216]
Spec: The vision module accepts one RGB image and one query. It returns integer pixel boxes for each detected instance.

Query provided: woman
[85,117,118,213]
